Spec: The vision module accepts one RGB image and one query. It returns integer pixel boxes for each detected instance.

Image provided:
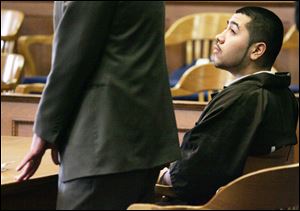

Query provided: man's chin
[212,60,221,68]
[213,62,228,70]
[211,56,221,66]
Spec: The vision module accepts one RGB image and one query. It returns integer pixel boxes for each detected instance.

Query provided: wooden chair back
[243,145,294,174]
[128,163,299,210]
[1,9,24,53]
[17,34,53,77]
[1,53,24,92]
[171,63,235,102]
[165,13,232,65]
[282,24,299,49]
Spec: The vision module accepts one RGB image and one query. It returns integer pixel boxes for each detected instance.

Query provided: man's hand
[16,133,59,182]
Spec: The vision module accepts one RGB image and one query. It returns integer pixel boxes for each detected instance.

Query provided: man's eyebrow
[227,20,240,29]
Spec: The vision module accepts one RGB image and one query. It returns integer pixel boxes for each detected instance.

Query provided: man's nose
[215,33,225,44]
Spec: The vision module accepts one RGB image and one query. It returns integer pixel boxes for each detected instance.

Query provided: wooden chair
[1,9,24,53]
[15,83,45,94]
[154,145,295,204]
[165,13,232,65]
[243,145,294,174]
[17,34,53,77]
[171,63,235,102]
[14,34,53,94]
[128,163,299,210]
[282,24,299,49]
[1,53,25,92]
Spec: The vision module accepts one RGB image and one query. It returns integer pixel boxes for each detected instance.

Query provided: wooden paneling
[173,100,206,144]
[1,93,40,137]
[165,1,296,30]
[1,1,53,35]
[1,93,298,162]
[0,94,207,143]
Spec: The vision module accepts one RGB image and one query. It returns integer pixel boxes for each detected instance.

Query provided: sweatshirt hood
[231,72,291,89]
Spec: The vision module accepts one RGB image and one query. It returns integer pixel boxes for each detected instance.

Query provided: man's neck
[225,67,273,87]
[230,64,268,78]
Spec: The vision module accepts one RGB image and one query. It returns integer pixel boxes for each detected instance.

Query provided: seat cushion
[289,84,299,93]
[169,61,197,88]
[173,93,199,101]
[21,76,47,84]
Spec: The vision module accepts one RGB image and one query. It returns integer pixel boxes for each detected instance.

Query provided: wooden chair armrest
[171,87,194,97]
[15,83,45,94]
[127,203,204,210]
[1,81,14,92]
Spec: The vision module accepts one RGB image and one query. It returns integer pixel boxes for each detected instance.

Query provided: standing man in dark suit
[16,2,180,209]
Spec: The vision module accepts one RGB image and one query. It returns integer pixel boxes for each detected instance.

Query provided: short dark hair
[236,7,284,69]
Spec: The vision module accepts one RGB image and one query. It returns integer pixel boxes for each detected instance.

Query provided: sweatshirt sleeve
[169,89,265,202]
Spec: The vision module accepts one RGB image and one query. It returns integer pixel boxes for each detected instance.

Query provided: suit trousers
[56,167,160,210]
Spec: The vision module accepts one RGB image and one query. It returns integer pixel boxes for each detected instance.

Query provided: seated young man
[159,6,299,205]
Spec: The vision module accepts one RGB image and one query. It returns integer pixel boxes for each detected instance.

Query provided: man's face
[212,13,252,72]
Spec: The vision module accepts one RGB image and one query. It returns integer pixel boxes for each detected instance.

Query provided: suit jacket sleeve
[34,2,117,144]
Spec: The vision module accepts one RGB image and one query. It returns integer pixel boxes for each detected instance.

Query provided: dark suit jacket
[34,1,180,182]
[296,1,299,30]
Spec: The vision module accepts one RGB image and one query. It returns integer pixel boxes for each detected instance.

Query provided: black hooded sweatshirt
[170,72,298,204]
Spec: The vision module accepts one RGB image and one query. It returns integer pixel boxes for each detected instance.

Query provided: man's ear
[250,42,266,61]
